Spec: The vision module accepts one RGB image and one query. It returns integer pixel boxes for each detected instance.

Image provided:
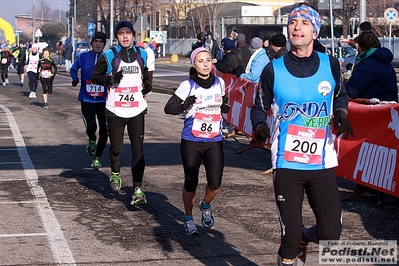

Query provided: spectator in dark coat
[262,37,274,60]
[215,37,244,77]
[236,33,251,70]
[192,31,206,51]
[270,33,288,59]
[346,31,398,102]
[205,31,219,59]
[62,38,73,72]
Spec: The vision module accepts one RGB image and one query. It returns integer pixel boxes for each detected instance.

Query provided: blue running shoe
[184,219,199,236]
[199,200,214,229]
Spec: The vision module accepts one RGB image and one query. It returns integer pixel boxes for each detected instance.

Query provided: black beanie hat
[114,21,135,38]
[271,33,287,48]
[359,21,371,31]
[91,32,107,45]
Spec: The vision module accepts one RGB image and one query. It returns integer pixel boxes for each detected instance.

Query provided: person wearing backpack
[91,21,152,205]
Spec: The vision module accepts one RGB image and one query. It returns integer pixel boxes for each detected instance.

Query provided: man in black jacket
[215,37,244,77]
[12,43,26,86]
[205,31,219,59]
[270,33,288,59]
[236,33,251,70]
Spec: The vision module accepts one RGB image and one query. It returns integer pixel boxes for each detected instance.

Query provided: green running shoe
[131,187,147,205]
[91,157,101,170]
[86,140,96,156]
[109,172,122,191]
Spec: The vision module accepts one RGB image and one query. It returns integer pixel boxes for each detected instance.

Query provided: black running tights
[274,168,342,259]
[40,78,53,94]
[0,65,8,82]
[180,139,224,192]
[107,113,145,187]
[81,101,108,158]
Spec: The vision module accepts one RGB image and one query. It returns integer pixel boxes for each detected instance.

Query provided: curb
[155,60,172,64]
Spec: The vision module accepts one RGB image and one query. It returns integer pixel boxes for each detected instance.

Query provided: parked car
[327,45,357,72]
[74,42,91,58]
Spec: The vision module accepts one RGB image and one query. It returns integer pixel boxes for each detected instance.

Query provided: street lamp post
[110,0,114,42]
[59,1,62,22]
[72,0,76,62]
[32,0,36,43]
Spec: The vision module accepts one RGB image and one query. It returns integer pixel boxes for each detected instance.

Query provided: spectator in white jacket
[143,38,155,84]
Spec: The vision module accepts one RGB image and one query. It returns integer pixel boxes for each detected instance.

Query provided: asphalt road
[0,64,398,266]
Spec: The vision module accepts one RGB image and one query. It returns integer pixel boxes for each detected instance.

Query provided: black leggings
[27,71,38,92]
[16,63,24,75]
[274,168,342,259]
[40,78,53,94]
[107,112,145,187]
[180,139,224,192]
[81,101,108,158]
[0,65,8,82]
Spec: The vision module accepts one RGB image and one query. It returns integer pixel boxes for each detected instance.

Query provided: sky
[0,0,70,27]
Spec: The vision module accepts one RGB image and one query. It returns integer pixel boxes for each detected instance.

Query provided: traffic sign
[134,15,151,31]
[319,0,343,10]
[14,29,23,34]
[384,7,398,22]
[35,28,42,37]
[88,23,96,37]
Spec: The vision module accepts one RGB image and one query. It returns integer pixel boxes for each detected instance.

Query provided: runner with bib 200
[250,4,354,265]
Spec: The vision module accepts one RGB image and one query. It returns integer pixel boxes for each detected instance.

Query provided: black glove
[142,68,152,95]
[254,123,270,143]
[72,79,79,87]
[182,95,197,111]
[35,73,40,80]
[142,79,152,95]
[221,97,230,114]
[106,70,123,85]
[50,75,55,82]
[334,109,354,139]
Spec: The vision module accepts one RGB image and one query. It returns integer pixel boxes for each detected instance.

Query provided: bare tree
[187,2,207,36]
[306,0,398,37]
[204,0,223,36]
[335,0,359,37]
[31,0,53,21]
[367,0,399,36]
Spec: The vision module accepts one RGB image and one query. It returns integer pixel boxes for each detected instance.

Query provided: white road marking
[0,104,76,265]
[154,73,188,77]
[0,233,48,237]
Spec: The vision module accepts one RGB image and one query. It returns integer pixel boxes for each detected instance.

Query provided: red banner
[214,67,399,197]
[212,68,258,138]
[334,102,399,197]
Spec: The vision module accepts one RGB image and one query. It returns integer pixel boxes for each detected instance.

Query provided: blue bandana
[288,5,321,37]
